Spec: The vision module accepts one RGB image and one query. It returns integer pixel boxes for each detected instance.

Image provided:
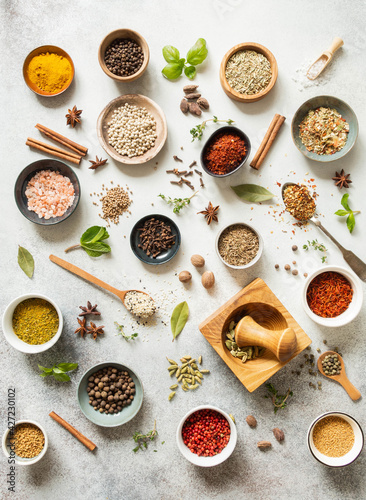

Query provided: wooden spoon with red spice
[282,182,366,282]
[317,351,361,401]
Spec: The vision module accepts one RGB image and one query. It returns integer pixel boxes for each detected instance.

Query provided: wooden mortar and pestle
[235,316,297,362]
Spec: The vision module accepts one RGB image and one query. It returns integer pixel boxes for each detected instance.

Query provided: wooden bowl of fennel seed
[220,42,278,103]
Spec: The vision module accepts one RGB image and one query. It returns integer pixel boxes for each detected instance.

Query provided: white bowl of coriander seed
[2,293,63,354]
[2,420,48,465]
[215,222,263,270]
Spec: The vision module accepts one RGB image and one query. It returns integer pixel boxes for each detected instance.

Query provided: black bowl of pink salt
[130,214,181,265]
[200,126,251,178]
[14,159,80,225]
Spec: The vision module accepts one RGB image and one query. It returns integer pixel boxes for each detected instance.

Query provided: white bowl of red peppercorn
[176,405,237,467]
[302,265,363,327]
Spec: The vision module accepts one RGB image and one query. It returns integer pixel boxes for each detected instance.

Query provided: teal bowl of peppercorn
[291,96,358,163]
[200,126,251,177]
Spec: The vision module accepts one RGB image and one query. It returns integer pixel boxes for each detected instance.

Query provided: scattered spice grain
[218,224,259,267]
[313,416,354,457]
[98,186,131,225]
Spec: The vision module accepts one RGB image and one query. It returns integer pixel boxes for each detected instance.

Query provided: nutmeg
[246,415,257,428]
[191,254,205,268]
[201,271,215,289]
[179,271,192,283]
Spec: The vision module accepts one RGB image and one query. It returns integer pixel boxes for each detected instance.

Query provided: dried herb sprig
[265,383,293,414]
[115,322,138,341]
[158,192,198,214]
[303,239,328,263]
[190,116,234,142]
[335,193,360,233]
[132,420,158,452]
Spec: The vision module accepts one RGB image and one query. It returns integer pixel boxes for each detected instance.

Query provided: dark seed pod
[180,99,189,114]
[189,102,202,116]
[197,97,209,109]
[185,93,201,100]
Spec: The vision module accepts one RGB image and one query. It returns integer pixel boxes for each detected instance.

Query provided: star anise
[197,201,220,225]
[87,322,105,340]
[75,317,88,338]
[89,156,108,170]
[332,169,352,189]
[66,105,82,128]
[79,301,101,317]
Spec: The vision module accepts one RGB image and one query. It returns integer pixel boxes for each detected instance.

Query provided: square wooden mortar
[199,278,312,392]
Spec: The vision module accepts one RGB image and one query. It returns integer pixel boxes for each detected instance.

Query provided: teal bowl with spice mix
[291,96,358,163]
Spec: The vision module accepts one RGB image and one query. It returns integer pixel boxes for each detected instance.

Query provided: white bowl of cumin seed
[215,222,263,270]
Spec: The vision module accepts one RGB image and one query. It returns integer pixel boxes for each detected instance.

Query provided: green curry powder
[12,298,59,345]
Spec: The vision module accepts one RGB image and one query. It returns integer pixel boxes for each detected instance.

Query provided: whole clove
[137,218,176,258]
[194,169,202,176]
[200,178,205,188]
[173,155,183,162]
[188,161,197,169]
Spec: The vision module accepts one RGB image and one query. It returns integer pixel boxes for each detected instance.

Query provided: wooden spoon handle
[49,255,122,298]
[327,37,344,55]
[338,377,361,401]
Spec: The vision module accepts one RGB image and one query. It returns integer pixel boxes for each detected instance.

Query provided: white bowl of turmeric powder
[2,293,63,354]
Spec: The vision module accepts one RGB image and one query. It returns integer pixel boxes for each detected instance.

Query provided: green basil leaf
[82,242,111,257]
[231,184,274,203]
[334,210,349,216]
[347,212,355,233]
[184,65,196,80]
[171,301,189,340]
[341,193,351,212]
[52,367,63,374]
[52,372,71,382]
[56,363,78,372]
[186,38,208,66]
[162,45,180,63]
[18,246,34,278]
[80,226,109,245]
[162,60,185,80]
[38,365,53,374]
[39,372,49,378]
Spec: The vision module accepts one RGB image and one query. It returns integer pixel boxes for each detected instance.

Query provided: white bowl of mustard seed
[2,294,63,353]
[215,222,263,270]
[307,412,364,467]
[2,420,48,465]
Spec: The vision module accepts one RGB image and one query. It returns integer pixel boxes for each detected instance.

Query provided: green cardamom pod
[225,340,233,349]
[190,366,195,375]
[226,332,233,340]
[167,365,178,371]
[182,379,188,388]
[229,321,235,330]
[195,377,202,385]
[168,392,176,401]
[200,369,210,374]
[166,357,177,365]
[232,342,238,350]
[189,358,196,364]
[175,368,181,378]
[177,374,183,382]
[180,362,188,369]
[229,414,236,423]
[195,371,203,379]
[236,351,246,358]
[170,384,178,390]
[198,355,202,365]
[241,353,248,363]
[191,363,198,369]
[182,355,191,361]
[182,386,188,391]
[247,347,253,360]
[254,346,259,357]
[181,367,188,374]
[188,384,199,390]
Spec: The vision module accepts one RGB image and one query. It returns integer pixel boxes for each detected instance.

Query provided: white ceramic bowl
[215,222,263,270]
[307,412,364,467]
[176,405,237,467]
[302,265,363,327]
[2,420,48,465]
[2,293,63,353]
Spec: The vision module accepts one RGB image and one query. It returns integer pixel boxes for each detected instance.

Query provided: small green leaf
[186,38,208,66]
[162,60,185,80]
[52,367,63,374]
[18,246,34,278]
[162,45,180,63]
[52,372,71,382]
[231,184,274,203]
[39,372,49,378]
[82,242,111,257]
[56,363,78,372]
[171,301,189,340]
[335,210,349,216]
[38,365,53,374]
[80,226,109,245]
[347,212,355,233]
[341,193,351,212]
[184,65,196,80]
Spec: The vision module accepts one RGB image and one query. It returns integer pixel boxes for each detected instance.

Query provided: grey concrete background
[1,1,365,499]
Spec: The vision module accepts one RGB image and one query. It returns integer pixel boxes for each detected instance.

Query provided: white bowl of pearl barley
[97,94,167,165]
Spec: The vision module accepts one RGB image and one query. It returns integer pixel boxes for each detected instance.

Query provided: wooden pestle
[235,316,297,362]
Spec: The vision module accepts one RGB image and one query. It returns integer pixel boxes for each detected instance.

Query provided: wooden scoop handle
[49,255,123,299]
[327,37,344,56]
[337,376,361,401]
[235,316,297,362]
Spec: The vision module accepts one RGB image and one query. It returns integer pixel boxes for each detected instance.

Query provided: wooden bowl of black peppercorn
[98,29,149,82]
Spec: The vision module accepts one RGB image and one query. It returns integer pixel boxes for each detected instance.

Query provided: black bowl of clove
[130,214,181,265]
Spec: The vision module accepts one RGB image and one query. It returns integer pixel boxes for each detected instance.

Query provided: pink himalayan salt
[25,169,75,219]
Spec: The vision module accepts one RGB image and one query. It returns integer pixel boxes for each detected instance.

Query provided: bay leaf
[18,245,34,278]
[171,301,189,340]
[231,184,274,203]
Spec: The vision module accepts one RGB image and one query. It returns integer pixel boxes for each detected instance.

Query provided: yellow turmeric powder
[27,52,72,93]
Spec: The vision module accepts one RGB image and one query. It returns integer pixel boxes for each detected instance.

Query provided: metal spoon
[49,255,156,316]
[281,182,366,281]
[317,351,361,401]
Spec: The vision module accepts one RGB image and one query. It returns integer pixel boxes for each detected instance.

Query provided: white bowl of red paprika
[176,405,237,467]
[200,126,251,177]
[302,265,363,327]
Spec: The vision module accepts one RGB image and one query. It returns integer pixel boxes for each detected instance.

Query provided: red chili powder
[203,133,246,175]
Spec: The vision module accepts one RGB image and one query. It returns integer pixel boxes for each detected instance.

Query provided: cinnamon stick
[49,411,96,451]
[26,138,81,165]
[250,114,285,170]
[36,124,88,156]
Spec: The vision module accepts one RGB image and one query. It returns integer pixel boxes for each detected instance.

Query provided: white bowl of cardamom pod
[215,222,263,269]
[2,293,63,354]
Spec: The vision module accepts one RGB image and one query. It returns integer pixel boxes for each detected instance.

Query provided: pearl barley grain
[107,103,157,158]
